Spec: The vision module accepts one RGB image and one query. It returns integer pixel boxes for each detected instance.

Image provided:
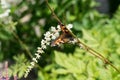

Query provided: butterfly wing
[60,24,74,41]
[51,33,64,46]
[51,24,74,46]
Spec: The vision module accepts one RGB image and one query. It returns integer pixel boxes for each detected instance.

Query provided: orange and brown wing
[51,33,64,46]
[51,24,74,46]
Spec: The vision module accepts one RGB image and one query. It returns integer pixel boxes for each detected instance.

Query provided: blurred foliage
[0,0,120,80]
[9,54,30,78]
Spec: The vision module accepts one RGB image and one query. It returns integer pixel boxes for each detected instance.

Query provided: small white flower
[35,53,41,59]
[51,26,56,32]
[79,44,84,49]
[44,31,51,38]
[51,31,59,40]
[57,25,61,31]
[51,35,56,40]
[66,24,73,30]
[54,32,59,38]
[32,58,38,63]
[51,32,59,40]
[25,69,29,73]
[51,25,61,33]
[1,0,10,9]
[0,0,11,19]
[70,39,78,44]
[37,47,42,50]
[25,69,30,76]
[37,47,44,53]
[44,39,48,44]
[41,38,51,49]
[24,72,29,78]
[41,39,45,45]
[46,42,50,45]
[45,37,51,41]
[6,9,11,13]
[30,62,35,66]
[37,49,44,53]
[41,44,47,49]
[0,9,11,18]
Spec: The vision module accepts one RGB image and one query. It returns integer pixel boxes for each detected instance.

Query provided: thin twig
[45,0,62,24]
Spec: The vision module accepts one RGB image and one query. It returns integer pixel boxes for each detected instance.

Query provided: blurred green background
[0,0,120,80]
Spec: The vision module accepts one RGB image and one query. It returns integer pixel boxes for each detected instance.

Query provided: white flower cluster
[24,25,61,77]
[24,24,77,77]
[0,0,11,18]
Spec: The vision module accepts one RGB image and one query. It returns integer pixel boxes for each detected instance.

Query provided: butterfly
[51,24,74,46]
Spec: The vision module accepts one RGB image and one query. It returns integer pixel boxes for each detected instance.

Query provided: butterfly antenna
[45,0,63,25]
